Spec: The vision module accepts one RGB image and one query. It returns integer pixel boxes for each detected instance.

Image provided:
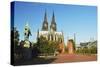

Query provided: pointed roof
[51,11,56,23]
[37,29,39,38]
[44,10,47,22]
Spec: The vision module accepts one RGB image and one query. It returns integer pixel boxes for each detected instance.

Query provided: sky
[12,1,97,45]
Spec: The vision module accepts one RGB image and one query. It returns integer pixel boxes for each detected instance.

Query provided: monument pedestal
[23,40,32,60]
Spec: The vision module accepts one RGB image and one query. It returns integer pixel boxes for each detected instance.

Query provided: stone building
[37,11,65,53]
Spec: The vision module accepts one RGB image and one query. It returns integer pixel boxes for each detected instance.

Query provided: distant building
[76,41,97,50]
[87,41,97,49]
[37,11,65,53]
[80,41,97,48]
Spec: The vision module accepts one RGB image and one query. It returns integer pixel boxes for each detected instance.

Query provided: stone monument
[23,22,32,60]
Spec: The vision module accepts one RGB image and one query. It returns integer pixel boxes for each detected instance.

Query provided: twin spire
[51,11,55,23]
[42,10,56,31]
[44,10,47,22]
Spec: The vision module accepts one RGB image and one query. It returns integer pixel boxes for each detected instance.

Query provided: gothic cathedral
[37,11,65,53]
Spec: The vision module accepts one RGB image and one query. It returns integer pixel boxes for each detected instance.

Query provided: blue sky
[13,1,97,45]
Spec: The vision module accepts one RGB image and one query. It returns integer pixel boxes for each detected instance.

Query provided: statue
[24,23,32,40]
[23,22,32,59]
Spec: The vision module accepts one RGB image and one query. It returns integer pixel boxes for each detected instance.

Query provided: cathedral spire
[51,11,55,23]
[44,10,47,22]
[37,29,39,41]
[50,11,57,31]
[62,30,64,40]
[42,10,48,31]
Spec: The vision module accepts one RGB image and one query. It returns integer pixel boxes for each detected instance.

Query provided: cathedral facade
[37,11,65,53]
[37,11,64,43]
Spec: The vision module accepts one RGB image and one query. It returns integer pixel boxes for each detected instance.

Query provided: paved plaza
[14,54,97,65]
[52,54,97,63]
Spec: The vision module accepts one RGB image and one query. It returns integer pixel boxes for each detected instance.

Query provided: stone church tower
[42,11,48,31]
[50,12,57,32]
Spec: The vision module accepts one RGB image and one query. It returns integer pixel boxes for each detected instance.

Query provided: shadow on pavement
[14,57,57,66]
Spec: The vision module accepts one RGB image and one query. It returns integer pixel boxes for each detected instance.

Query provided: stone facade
[37,11,65,53]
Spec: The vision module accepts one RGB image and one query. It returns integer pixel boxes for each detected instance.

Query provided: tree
[35,36,58,56]
[11,27,20,60]
[90,46,97,54]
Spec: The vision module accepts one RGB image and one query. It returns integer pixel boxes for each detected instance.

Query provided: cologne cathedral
[37,11,65,53]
